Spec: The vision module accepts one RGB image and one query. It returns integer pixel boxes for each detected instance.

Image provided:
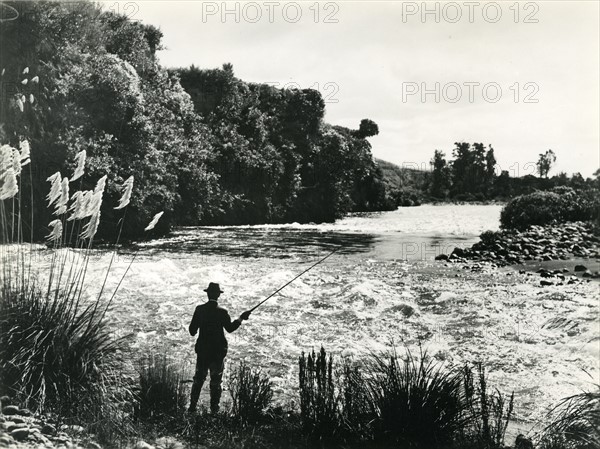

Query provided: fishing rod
[249,247,340,313]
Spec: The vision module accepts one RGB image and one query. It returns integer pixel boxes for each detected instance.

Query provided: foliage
[136,353,188,419]
[228,360,273,423]
[537,149,557,178]
[500,187,600,229]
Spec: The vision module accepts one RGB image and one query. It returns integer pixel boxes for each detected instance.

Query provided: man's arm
[223,309,242,333]
[189,307,200,336]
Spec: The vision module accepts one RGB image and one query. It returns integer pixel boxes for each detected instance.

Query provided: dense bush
[500,188,600,229]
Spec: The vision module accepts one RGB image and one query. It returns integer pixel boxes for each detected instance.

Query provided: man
[188,282,251,413]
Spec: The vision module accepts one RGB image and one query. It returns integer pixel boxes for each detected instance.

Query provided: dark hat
[204,282,223,293]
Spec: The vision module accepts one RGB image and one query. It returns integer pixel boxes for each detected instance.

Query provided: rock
[134,441,155,449]
[540,280,554,286]
[10,427,30,441]
[451,247,466,258]
[41,423,57,435]
[582,270,593,278]
[17,408,31,416]
[574,264,587,272]
[7,422,27,432]
[2,405,19,416]
[0,435,14,447]
[434,254,448,261]
[515,434,534,449]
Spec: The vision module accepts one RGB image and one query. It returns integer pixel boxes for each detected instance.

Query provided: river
[59,204,597,437]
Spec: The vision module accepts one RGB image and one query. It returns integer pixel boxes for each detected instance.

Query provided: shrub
[500,188,600,229]
[136,353,188,419]
[366,348,468,448]
[537,385,600,449]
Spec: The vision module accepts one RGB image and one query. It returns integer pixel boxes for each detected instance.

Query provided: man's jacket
[189,301,241,359]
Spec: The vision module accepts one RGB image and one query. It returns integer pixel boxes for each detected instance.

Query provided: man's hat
[204,282,223,293]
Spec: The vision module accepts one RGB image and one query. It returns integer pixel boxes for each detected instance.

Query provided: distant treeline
[379,143,599,206]
[0,1,392,240]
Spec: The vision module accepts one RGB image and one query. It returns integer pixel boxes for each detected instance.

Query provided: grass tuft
[136,353,188,420]
[228,360,273,423]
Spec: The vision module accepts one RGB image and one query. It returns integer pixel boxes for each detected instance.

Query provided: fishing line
[249,247,340,313]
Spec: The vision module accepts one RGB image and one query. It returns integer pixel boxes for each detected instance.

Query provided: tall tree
[536,149,556,178]
[430,150,450,198]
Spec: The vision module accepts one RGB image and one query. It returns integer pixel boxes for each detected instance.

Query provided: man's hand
[240,310,251,321]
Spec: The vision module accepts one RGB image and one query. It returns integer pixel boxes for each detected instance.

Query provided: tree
[354,119,379,139]
[430,150,451,198]
[536,149,556,178]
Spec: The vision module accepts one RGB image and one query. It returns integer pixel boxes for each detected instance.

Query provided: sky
[105,1,599,177]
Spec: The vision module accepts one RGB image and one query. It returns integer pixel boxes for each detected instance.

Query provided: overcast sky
[114,1,599,177]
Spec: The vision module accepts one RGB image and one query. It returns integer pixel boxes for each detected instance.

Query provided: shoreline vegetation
[1,1,599,242]
[1,2,599,449]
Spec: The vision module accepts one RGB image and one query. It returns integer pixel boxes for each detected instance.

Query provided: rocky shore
[436,221,600,279]
[0,400,187,449]
[0,400,96,449]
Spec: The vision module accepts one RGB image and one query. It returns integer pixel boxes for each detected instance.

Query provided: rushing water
[25,204,599,437]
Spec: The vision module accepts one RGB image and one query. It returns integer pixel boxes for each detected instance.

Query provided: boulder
[540,280,554,286]
[41,423,57,435]
[2,405,19,416]
[515,434,534,449]
[574,264,587,272]
[434,254,449,261]
[10,427,30,441]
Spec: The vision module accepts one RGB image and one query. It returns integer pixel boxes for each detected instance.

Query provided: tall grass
[299,347,338,438]
[228,360,273,423]
[367,348,468,448]
[461,363,514,449]
[537,384,600,449]
[0,86,144,433]
[136,353,188,420]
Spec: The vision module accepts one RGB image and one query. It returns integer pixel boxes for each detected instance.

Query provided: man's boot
[189,381,202,413]
[209,384,222,414]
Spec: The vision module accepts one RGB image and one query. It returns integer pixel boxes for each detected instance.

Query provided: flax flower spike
[114,176,134,210]
[144,211,164,231]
